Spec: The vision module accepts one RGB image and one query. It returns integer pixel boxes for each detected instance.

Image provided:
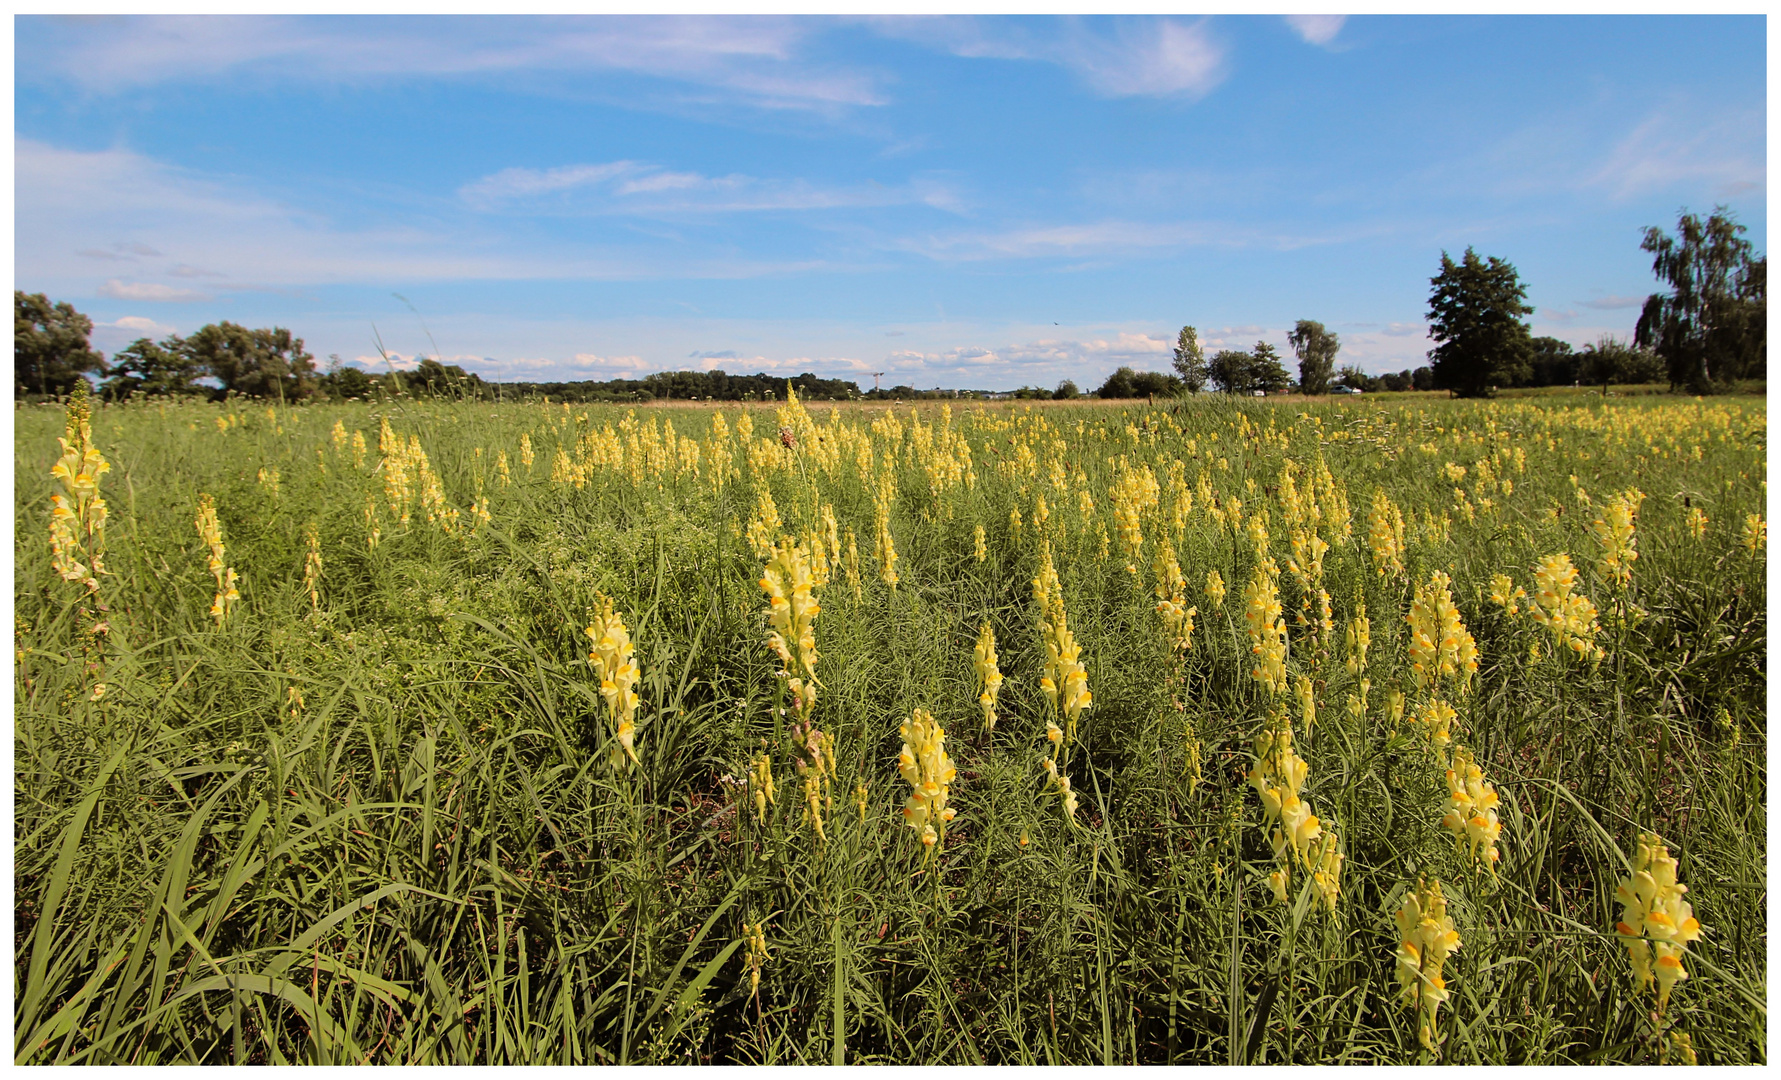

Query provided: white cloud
[1283,15,1346,47]
[459,158,960,217]
[109,315,175,332]
[98,279,211,302]
[896,218,1351,262]
[1577,295,1646,310]
[22,16,884,114]
[871,16,1227,100]
[17,139,844,291]
[1583,109,1765,201]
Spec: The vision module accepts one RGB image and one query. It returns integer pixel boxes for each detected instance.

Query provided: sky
[13,14,1768,392]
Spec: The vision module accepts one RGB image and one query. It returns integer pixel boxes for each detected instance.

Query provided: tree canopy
[1426,248,1533,397]
[1635,207,1766,393]
[1287,320,1340,395]
[1171,326,1207,393]
[15,292,105,398]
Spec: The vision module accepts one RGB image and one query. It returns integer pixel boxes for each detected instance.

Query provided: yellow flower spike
[1527,554,1602,662]
[743,921,771,998]
[1590,488,1645,587]
[1242,561,1288,697]
[748,752,777,822]
[973,622,1004,731]
[302,522,323,612]
[1204,569,1225,609]
[1683,505,1707,541]
[973,523,988,562]
[48,384,110,594]
[1344,603,1371,675]
[194,494,242,626]
[1487,573,1527,616]
[1614,833,1702,1016]
[586,594,642,771]
[854,781,870,820]
[1392,878,1463,1050]
[898,708,957,857]
[803,771,827,843]
[1441,746,1503,871]
[1742,513,1765,554]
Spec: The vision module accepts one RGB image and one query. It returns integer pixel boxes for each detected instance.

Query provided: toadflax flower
[898,707,957,855]
[1394,878,1463,1051]
[1614,833,1703,1016]
[587,593,642,769]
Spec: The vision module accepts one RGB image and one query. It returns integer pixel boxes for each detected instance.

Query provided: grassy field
[14,387,1767,1064]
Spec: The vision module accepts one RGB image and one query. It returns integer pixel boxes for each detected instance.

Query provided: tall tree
[181,322,318,402]
[99,336,204,399]
[15,291,105,398]
[1426,248,1533,397]
[1635,207,1766,393]
[1250,341,1291,393]
[1172,326,1207,393]
[1287,320,1340,394]
[1207,349,1254,394]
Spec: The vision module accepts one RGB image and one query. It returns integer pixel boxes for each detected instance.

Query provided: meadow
[14,387,1767,1064]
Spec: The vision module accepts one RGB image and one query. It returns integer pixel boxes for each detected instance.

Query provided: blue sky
[14,14,1767,391]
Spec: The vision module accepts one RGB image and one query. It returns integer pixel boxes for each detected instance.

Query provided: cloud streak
[21,15,884,114]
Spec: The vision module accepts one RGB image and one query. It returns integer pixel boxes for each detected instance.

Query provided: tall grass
[14,391,1766,1064]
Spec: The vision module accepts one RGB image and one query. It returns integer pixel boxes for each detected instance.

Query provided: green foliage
[1427,248,1534,397]
[1578,336,1665,390]
[100,337,206,400]
[1636,207,1767,394]
[1172,327,1208,394]
[1288,321,1340,395]
[181,323,318,403]
[1095,367,1179,399]
[15,292,105,399]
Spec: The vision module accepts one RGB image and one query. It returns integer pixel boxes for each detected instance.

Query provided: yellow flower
[1683,505,1707,541]
[899,707,957,856]
[973,622,1004,731]
[194,494,241,625]
[1242,561,1288,697]
[1487,573,1526,616]
[586,594,642,770]
[1614,833,1702,1015]
[1441,746,1502,871]
[1528,553,1602,662]
[1742,513,1765,554]
[973,523,987,562]
[1393,878,1463,1050]
[1204,569,1226,609]
[749,752,776,822]
[1405,570,1477,693]
[1590,488,1645,587]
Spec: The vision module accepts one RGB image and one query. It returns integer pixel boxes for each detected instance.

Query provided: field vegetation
[14,386,1767,1064]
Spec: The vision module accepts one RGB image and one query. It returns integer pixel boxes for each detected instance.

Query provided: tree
[1635,207,1767,393]
[1287,320,1340,395]
[1426,247,1534,397]
[1335,365,1379,392]
[1053,379,1080,400]
[99,336,203,400]
[16,291,105,398]
[1250,342,1291,393]
[1527,336,1578,387]
[320,356,375,400]
[181,322,318,402]
[1207,349,1254,394]
[1171,326,1207,393]
[1578,335,1665,392]
[1411,366,1434,391]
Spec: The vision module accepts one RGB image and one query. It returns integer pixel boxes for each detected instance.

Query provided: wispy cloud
[1577,295,1646,310]
[22,15,883,113]
[896,218,1347,262]
[872,16,1227,99]
[1583,109,1764,201]
[1283,15,1346,47]
[17,139,861,291]
[98,279,211,302]
[460,159,963,216]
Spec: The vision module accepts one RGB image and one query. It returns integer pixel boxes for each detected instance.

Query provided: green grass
[14,390,1766,1064]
